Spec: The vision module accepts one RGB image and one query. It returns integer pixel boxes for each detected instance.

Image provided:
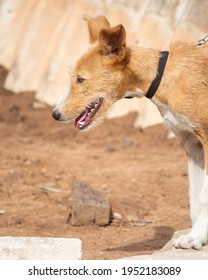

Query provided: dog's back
[160,42,208,129]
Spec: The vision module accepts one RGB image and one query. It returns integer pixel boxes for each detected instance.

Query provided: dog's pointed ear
[99,24,126,62]
[84,15,111,44]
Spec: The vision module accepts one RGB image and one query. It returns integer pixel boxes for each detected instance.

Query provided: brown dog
[53,16,208,250]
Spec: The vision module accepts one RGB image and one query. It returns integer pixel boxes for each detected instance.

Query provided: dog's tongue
[75,108,91,129]
[74,98,103,130]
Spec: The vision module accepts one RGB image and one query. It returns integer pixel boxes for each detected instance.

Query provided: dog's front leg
[186,139,205,225]
[174,134,208,249]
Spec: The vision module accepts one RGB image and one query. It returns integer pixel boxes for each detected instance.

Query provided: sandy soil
[0,66,191,259]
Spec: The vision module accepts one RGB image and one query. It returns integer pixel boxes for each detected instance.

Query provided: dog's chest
[152,99,195,134]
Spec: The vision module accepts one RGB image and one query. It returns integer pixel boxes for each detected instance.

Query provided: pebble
[113,212,123,220]
[41,168,47,175]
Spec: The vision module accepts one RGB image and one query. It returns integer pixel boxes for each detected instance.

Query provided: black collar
[145,51,169,99]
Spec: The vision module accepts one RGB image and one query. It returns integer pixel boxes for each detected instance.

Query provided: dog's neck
[125,45,169,104]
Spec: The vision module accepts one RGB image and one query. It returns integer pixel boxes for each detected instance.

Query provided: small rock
[71,180,111,226]
[0,209,5,215]
[113,212,123,220]
[41,168,47,175]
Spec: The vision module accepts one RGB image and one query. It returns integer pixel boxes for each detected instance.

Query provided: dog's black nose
[52,110,61,120]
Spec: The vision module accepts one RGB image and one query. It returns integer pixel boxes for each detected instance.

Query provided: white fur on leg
[174,174,208,249]
[186,148,204,224]
[152,98,208,250]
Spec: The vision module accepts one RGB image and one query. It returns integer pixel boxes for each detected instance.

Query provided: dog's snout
[52,110,61,121]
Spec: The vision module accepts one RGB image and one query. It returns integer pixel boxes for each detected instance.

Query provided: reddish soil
[0,67,190,260]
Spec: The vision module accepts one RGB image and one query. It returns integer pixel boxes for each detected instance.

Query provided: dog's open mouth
[75,97,103,130]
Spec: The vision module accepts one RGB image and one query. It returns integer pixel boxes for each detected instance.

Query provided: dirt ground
[0,66,191,260]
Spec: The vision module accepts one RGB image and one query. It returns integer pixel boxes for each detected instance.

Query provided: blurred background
[0,0,207,127]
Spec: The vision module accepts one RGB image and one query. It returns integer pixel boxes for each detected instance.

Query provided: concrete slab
[121,229,208,260]
[0,236,82,260]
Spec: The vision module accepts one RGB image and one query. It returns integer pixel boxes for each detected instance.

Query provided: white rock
[0,237,82,260]
[113,212,123,220]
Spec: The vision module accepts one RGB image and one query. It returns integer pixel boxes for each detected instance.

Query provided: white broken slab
[0,236,82,260]
[120,229,208,260]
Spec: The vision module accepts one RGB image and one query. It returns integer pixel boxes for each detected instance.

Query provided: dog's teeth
[79,121,84,125]
[88,108,95,115]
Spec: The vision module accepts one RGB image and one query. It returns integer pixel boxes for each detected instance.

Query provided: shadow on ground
[105,226,175,253]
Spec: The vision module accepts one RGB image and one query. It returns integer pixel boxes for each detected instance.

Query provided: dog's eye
[77,76,85,84]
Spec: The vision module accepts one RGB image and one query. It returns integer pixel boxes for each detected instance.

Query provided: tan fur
[53,16,208,249]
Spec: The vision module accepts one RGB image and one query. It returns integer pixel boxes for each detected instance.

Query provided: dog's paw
[173,234,206,250]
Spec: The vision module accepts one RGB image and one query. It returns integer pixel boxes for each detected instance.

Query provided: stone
[0,209,5,215]
[113,212,123,220]
[71,180,111,226]
[0,236,82,260]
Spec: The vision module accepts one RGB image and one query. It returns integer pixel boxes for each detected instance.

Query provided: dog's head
[52,16,136,130]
